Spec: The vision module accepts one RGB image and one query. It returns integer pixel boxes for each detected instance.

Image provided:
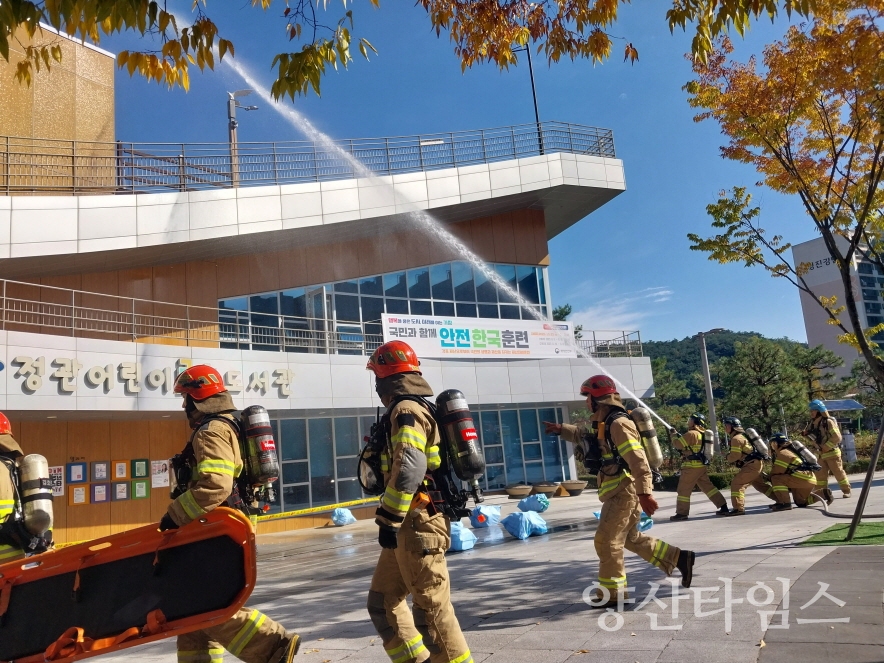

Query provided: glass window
[484,447,504,464]
[336,457,358,478]
[475,268,497,303]
[411,300,433,316]
[500,410,524,485]
[408,268,431,300]
[859,262,874,274]
[431,263,454,300]
[387,298,409,314]
[433,301,455,317]
[384,272,407,298]
[334,294,360,323]
[869,315,884,327]
[453,262,475,301]
[500,305,521,319]
[481,412,500,446]
[280,288,308,319]
[519,410,540,443]
[220,297,248,312]
[866,303,882,314]
[334,417,361,456]
[281,419,308,461]
[361,296,385,328]
[283,485,310,511]
[334,280,359,294]
[478,304,499,319]
[250,293,278,314]
[539,407,562,479]
[456,303,477,318]
[485,465,506,490]
[861,276,877,288]
[337,479,362,501]
[308,418,336,506]
[525,463,545,483]
[864,289,879,301]
[517,265,539,304]
[523,443,542,461]
[495,264,518,303]
[360,275,383,296]
[536,267,547,305]
[282,462,309,484]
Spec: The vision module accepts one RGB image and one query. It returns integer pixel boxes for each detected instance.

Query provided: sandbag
[501,511,548,540]
[330,508,357,527]
[449,522,478,551]
[470,505,501,528]
[517,494,550,513]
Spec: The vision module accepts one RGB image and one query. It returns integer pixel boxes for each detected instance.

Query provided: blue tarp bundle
[517,494,550,513]
[449,521,478,551]
[501,511,549,539]
[330,508,357,527]
[470,504,501,528]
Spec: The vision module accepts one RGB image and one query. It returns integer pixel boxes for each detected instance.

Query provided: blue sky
[103,2,812,343]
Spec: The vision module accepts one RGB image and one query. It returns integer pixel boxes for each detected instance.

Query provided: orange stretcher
[0,507,257,663]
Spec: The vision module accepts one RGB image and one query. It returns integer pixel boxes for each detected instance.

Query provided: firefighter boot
[676,550,695,588]
[269,633,301,663]
[669,514,688,521]
[715,504,730,517]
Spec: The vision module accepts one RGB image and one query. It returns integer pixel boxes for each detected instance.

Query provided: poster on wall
[151,461,170,489]
[48,466,64,497]
[131,459,149,479]
[382,315,577,359]
[69,485,88,506]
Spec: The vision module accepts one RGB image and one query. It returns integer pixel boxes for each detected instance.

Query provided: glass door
[306,286,327,354]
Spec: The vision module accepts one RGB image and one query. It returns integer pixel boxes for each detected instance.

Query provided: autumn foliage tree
[686,0,884,382]
[0,0,814,96]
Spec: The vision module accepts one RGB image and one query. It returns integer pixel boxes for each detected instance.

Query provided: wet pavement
[93,473,884,663]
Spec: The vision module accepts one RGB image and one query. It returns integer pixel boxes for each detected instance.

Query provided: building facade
[1,58,650,543]
[792,237,863,377]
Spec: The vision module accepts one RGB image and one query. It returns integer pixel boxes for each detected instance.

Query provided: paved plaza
[96,473,884,663]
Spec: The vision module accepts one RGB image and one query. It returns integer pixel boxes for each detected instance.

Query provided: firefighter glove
[638,493,659,516]
[378,525,398,549]
[159,514,180,531]
[542,421,562,435]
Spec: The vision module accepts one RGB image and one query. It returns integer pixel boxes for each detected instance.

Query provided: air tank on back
[745,428,770,459]
[787,437,819,466]
[630,407,664,470]
[701,428,715,460]
[18,454,54,537]
[241,405,280,489]
[435,389,485,488]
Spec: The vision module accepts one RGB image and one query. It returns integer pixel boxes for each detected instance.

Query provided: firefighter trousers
[771,474,818,506]
[675,466,726,515]
[815,450,851,497]
[177,607,289,663]
[367,508,472,663]
[594,482,681,599]
[730,460,775,511]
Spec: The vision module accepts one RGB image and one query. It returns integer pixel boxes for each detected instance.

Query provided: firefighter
[544,375,695,609]
[802,400,851,501]
[365,340,472,663]
[0,413,27,565]
[668,414,729,520]
[769,434,823,510]
[163,365,300,663]
[722,416,775,515]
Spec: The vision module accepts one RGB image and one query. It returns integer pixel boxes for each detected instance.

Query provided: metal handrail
[0,279,640,357]
[0,121,615,195]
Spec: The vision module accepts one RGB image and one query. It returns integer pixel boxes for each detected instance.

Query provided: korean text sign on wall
[382,316,577,359]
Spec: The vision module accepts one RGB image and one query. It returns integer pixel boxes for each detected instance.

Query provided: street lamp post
[698,328,725,454]
[513,45,544,155]
[227,89,259,187]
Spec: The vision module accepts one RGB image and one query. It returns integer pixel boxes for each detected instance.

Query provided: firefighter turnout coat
[368,396,473,663]
[770,447,818,507]
[726,430,774,511]
[169,414,291,663]
[806,414,851,497]
[560,409,681,599]
[672,428,726,516]
[0,434,25,565]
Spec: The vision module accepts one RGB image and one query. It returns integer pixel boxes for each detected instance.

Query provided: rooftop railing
[0,121,615,195]
[0,280,641,359]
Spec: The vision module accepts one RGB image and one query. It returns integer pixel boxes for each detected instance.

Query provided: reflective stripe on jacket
[675,429,705,468]
[168,415,244,527]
